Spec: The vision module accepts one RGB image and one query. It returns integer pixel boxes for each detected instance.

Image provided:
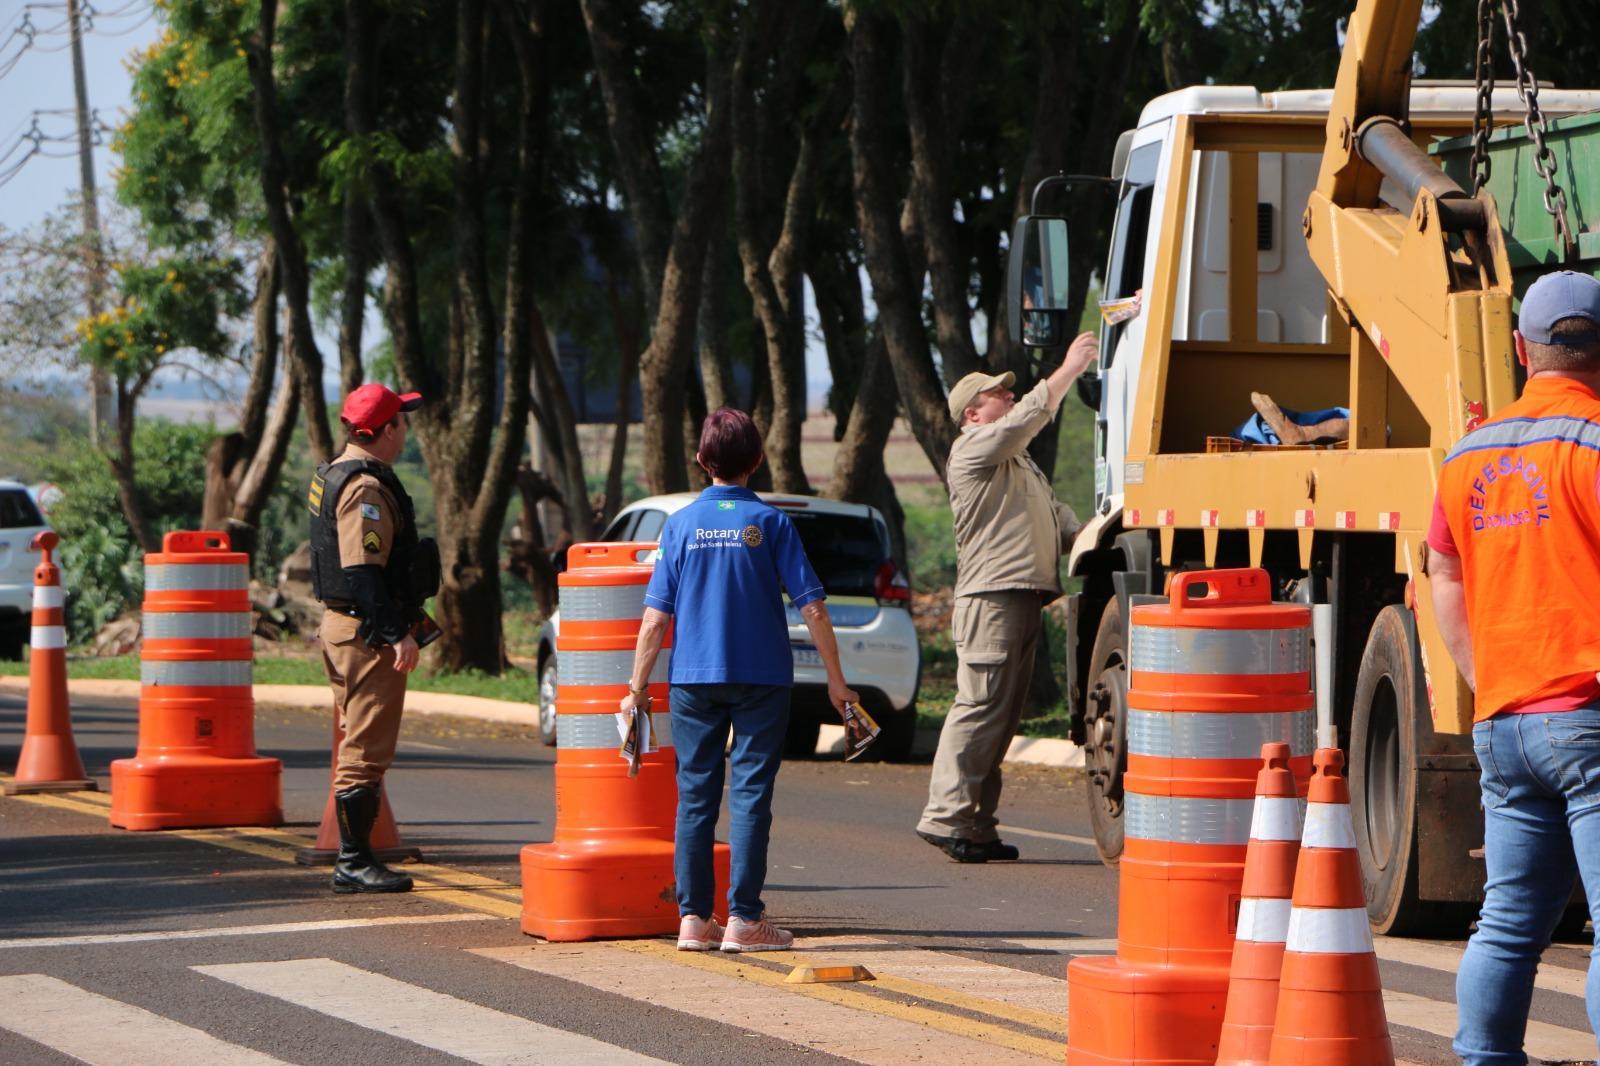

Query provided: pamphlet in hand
[1097,294,1142,326]
[840,701,881,762]
[616,696,658,778]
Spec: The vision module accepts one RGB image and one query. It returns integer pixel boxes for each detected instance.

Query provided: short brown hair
[697,407,763,479]
[1526,316,1600,373]
[347,414,400,442]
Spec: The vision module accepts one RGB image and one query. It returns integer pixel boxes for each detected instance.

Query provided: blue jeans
[670,683,790,922]
[1456,708,1600,1064]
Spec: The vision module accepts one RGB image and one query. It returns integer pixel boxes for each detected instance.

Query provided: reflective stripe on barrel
[141,660,251,687]
[29,625,66,650]
[32,585,64,610]
[142,612,253,640]
[557,712,674,750]
[144,562,249,591]
[1124,793,1257,845]
[559,584,651,622]
[559,650,669,687]
[1127,709,1314,759]
[1130,625,1309,675]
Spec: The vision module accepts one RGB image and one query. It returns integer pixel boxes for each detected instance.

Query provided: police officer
[308,382,433,894]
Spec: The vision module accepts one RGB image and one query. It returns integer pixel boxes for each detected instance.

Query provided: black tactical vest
[307,458,419,605]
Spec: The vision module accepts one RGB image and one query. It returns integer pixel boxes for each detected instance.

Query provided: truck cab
[1018,83,1600,935]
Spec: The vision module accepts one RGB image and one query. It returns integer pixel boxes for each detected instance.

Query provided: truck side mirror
[1007,215,1071,348]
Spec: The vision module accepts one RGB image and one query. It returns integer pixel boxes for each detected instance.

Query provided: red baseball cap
[340,383,423,436]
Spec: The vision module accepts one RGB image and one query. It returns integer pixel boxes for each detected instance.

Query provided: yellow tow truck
[1009,0,1600,933]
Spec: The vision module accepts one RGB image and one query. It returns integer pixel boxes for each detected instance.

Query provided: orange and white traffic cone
[294,711,420,865]
[1216,741,1302,1066]
[5,531,96,795]
[1268,747,1393,1065]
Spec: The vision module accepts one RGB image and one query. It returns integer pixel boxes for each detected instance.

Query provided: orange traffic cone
[1216,742,1303,1065]
[1268,748,1393,1065]
[294,711,421,865]
[6,531,96,795]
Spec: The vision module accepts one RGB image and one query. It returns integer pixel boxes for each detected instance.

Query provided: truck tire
[1084,599,1129,866]
[1350,605,1474,936]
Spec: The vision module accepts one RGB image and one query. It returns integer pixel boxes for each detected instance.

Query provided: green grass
[0,653,541,703]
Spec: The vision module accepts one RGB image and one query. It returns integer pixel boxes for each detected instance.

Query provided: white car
[535,493,922,760]
[0,479,52,660]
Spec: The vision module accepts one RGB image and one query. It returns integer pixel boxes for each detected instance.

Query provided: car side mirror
[1007,215,1072,348]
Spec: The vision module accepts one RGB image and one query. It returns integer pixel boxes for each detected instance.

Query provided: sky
[0,2,837,416]
[0,1,160,232]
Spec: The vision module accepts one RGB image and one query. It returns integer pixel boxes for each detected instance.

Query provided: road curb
[0,675,1087,768]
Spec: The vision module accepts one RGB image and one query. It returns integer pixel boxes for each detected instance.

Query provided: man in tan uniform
[309,382,434,893]
[918,331,1099,862]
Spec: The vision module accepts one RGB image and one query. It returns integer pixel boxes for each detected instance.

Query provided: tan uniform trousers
[322,614,409,791]
[918,589,1044,843]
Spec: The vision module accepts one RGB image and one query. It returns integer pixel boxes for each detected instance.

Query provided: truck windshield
[1101,141,1161,368]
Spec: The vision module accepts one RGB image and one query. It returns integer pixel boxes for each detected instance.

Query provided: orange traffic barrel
[5,531,96,794]
[110,531,282,830]
[1216,742,1304,1066]
[1068,568,1312,1065]
[1268,748,1393,1065]
[521,541,729,941]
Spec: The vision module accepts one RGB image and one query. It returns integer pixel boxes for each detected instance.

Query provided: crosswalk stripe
[1374,935,1588,1001]
[0,973,287,1065]
[1001,937,1118,955]
[477,941,1058,1063]
[1383,989,1598,1062]
[193,957,666,1065]
[760,935,1064,1031]
[0,912,496,950]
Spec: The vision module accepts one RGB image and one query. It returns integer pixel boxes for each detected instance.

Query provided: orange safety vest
[1436,376,1600,720]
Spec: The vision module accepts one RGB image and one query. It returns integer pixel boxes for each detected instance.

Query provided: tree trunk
[203,243,282,539]
[697,232,736,413]
[578,0,672,318]
[845,6,954,482]
[245,3,334,463]
[602,263,637,525]
[635,31,736,494]
[530,301,593,540]
[109,374,159,552]
[730,0,828,495]
[337,193,369,397]
[901,15,981,387]
[227,366,302,562]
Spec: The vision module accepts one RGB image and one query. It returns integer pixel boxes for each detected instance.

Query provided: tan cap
[947,370,1016,422]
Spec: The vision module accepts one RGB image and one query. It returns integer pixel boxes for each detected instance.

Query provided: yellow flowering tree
[73,256,243,551]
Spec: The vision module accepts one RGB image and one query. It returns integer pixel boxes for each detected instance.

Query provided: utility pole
[66,0,114,447]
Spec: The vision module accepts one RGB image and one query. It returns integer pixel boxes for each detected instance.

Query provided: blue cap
[1520,270,1600,345]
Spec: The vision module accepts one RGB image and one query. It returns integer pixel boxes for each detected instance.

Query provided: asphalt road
[1,690,1595,1065]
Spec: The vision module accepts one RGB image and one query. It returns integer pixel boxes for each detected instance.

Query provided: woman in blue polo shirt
[619,408,858,953]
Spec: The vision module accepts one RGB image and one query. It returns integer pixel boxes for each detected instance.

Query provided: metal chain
[1499,0,1577,260]
[1469,0,1495,194]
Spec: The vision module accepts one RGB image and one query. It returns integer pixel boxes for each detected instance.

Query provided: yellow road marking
[614,939,1063,1060]
[3,781,522,921]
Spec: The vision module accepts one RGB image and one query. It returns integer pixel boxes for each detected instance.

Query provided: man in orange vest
[1428,270,1600,1062]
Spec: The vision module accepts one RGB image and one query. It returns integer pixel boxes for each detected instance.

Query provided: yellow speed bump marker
[785,963,875,985]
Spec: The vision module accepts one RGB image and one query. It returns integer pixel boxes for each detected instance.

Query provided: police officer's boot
[332,784,414,893]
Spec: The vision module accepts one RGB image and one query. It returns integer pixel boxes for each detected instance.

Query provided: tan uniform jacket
[949,379,1079,600]
[320,443,403,644]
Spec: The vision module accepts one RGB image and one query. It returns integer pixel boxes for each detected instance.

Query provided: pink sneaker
[676,914,724,951]
[720,913,794,953]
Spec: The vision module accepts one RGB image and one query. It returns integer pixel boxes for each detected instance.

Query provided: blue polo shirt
[642,486,826,686]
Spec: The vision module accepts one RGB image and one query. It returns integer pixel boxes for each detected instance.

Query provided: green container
[1432,109,1600,301]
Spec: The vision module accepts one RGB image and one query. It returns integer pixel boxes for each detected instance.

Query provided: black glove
[343,565,412,648]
